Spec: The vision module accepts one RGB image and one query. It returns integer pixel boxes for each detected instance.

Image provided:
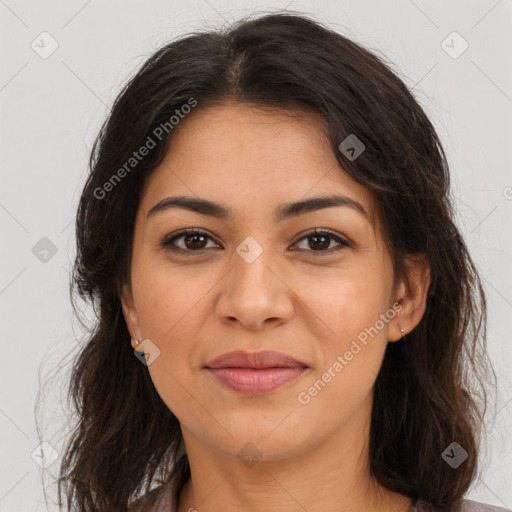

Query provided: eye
[162,229,220,252]
[161,228,350,255]
[292,229,350,255]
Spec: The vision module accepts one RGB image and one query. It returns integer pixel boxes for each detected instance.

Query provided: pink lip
[205,350,307,369]
[206,367,307,395]
[204,350,309,395]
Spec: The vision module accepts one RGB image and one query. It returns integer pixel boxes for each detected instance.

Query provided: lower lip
[206,367,307,395]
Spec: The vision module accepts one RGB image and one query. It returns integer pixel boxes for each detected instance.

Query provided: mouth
[204,350,309,395]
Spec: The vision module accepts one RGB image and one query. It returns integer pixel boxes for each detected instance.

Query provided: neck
[176,411,412,512]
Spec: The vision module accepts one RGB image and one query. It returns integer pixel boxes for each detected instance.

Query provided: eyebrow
[147,194,368,224]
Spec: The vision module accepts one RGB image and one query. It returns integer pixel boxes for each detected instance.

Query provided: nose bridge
[217,234,293,328]
[231,234,276,297]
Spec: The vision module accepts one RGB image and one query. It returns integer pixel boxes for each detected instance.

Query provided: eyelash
[161,228,351,256]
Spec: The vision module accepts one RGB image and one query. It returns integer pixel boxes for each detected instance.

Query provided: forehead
[140,102,376,223]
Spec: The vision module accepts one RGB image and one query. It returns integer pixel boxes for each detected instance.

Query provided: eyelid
[161,228,220,250]
[292,227,349,244]
[161,227,351,254]
[292,228,351,251]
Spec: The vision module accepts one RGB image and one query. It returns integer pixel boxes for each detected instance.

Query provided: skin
[122,102,430,512]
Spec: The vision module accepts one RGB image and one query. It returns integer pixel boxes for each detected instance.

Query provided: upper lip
[204,350,308,369]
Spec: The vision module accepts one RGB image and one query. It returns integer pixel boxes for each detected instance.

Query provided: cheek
[133,248,393,363]
[131,265,207,415]
[294,261,394,398]
[131,244,394,418]
[293,274,392,427]
[131,259,215,394]
[131,257,211,341]
[295,260,393,340]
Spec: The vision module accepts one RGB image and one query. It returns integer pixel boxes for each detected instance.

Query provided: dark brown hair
[58,11,492,511]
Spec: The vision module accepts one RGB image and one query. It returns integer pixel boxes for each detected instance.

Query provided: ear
[388,253,431,342]
[121,284,143,351]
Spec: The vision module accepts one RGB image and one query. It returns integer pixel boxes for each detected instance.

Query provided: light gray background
[1,1,511,511]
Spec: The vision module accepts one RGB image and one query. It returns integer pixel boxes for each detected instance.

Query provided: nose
[216,241,295,331]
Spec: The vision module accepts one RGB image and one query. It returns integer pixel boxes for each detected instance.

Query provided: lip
[206,367,308,395]
[204,350,309,395]
[204,350,308,369]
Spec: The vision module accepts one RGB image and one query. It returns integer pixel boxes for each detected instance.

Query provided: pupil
[310,235,329,251]
[182,234,331,251]
[186,234,206,249]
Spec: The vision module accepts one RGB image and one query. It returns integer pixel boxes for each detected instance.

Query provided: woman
[58,11,508,512]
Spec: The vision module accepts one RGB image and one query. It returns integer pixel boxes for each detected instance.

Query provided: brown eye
[307,233,330,251]
[184,233,207,250]
[161,228,350,256]
[293,229,350,254]
[162,230,219,252]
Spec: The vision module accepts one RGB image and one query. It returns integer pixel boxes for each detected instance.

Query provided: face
[122,102,424,463]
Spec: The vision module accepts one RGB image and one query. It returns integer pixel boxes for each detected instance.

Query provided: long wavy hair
[57,11,493,511]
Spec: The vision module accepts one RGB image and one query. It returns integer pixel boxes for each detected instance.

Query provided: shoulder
[127,482,176,512]
[457,500,511,512]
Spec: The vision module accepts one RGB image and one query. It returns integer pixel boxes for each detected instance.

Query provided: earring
[398,324,406,339]
[132,332,139,346]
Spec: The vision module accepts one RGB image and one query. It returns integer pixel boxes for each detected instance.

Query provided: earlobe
[120,285,142,350]
[389,254,431,343]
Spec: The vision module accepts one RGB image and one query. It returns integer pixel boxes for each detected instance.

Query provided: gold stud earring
[132,332,139,345]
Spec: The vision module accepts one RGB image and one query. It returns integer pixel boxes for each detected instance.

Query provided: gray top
[409,498,511,511]
[128,483,511,511]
